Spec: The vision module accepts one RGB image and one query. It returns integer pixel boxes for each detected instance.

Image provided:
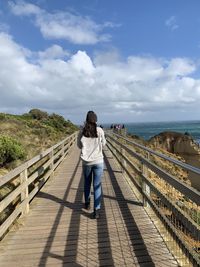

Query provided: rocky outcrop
[149,131,200,191]
[130,134,147,145]
[149,131,193,153]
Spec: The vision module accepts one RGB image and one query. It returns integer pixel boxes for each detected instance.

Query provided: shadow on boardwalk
[104,155,155,267]
[36,153,156,266]
[36,158,85,266]
[0,147,178,267]
[36,156,116,266]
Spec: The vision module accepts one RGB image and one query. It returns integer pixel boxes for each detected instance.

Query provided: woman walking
[77,111,106,219]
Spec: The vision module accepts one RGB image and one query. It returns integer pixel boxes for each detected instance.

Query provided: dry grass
[0,112,78,224]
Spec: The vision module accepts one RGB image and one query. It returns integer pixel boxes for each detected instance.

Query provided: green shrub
[44,114,78,132]
[0,135,26,166]
[21,113,33,121]
[29,109,49,120]
[45,113,66,130]
[0,113,6,121]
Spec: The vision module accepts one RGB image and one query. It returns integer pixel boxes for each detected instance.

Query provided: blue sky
[0,0,200,124]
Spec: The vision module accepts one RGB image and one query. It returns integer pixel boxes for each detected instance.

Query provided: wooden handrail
[112,131,200,175]
[0,132,77,239]
[106,131,200,266]
[107,132,200,205]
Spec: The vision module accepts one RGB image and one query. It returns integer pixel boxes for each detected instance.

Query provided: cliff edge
[149,131,200,191]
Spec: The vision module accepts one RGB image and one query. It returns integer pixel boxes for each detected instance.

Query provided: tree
[29,109,48,120]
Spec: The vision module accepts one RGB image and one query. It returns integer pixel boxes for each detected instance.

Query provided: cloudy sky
[0,0,200,124]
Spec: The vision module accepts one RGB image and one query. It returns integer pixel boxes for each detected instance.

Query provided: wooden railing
[106,131,200,266]
[0,132,77,239]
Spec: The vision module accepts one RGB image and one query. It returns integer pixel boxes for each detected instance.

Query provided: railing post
[50,149,54,178]
[142,152,150,207]
[70,135,74,151]
[110,138,115,156]
[20,168,29,215]
[121,147,127,173]
[72,134,75,145]
[62,142,65,157]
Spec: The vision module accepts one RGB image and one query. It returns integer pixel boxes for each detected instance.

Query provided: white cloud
[38,45,69,59]
[69,51,95,75]
[165,58,195,76]
[8,0,41,15]
[165,16,179,31]
[8,1,113,44]
[0,32,200,123]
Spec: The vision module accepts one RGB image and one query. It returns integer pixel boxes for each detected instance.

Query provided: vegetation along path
[0,145,179,266]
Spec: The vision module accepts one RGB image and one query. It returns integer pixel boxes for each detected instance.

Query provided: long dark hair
[82,111,98,138]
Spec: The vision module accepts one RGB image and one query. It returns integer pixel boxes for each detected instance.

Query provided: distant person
[77,111,106,219]
[116,124,121,131]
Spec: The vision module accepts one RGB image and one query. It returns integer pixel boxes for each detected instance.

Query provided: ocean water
[104,121,200,143]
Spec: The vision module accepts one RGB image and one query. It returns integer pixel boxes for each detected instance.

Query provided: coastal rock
[130,134,147,145]
[148,131,192,153]
[149,131,200,191]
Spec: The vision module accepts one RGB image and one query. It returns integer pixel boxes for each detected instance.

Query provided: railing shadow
[35,150,156,266]
[37,156,115,266]
[104,155,156,267]
[37,188,116,266]
[37,158,83,266]
[96,188,115,266]
[61,159,84,266]
[92,192,143,206]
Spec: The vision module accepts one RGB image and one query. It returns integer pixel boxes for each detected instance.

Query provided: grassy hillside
[0,109,78,225]
[0,109,78,175]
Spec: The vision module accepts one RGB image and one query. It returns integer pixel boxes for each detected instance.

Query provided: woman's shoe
[93,209,100,219]
[84,202,90,210]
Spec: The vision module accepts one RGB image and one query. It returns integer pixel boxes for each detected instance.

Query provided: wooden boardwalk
[0,146,179,267]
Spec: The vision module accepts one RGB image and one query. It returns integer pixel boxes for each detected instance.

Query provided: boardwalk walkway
[0,146,179,267]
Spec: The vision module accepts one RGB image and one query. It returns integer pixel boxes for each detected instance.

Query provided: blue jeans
[83,163,104,210]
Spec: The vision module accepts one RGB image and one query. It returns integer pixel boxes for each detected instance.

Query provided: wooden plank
[0,164,26,187]
[0,207,21,238]
[27,158,51,185]
[28,169,52,200]
[0,145,180,267]
[0,181,26,214]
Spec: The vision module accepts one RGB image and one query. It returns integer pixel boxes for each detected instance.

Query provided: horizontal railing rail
[106,131,200,266]
[0,132,77,239]
[113,131,200,176]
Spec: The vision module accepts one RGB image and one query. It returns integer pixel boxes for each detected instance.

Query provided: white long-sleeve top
[77,127,106,165]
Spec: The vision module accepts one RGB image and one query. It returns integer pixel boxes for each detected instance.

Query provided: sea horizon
[102,120,200,143]
[102,119,200,125]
